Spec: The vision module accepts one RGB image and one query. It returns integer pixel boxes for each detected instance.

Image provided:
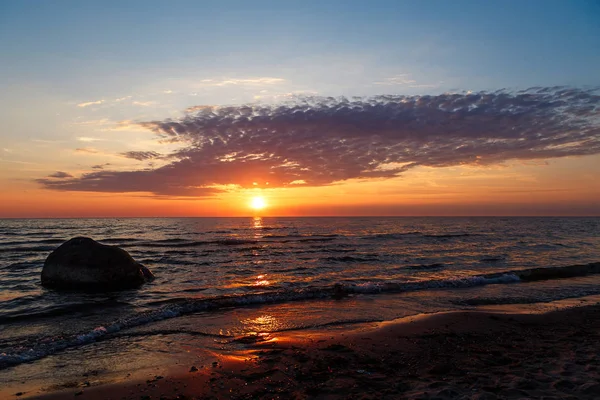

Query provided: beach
[12,298,600,400]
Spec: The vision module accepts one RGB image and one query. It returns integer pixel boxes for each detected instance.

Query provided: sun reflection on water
[241,314,281,332]
[252,216,263,239]
[254,274,270,286]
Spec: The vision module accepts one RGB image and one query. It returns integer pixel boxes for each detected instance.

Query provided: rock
[41,237,154,291]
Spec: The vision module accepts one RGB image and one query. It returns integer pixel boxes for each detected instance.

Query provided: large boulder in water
[41,237,154,291]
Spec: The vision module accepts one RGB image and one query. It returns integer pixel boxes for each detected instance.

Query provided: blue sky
[2,0,599,101]
[1,1,599,216]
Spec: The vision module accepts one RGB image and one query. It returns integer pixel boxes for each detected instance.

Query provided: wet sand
[18,302,600,400]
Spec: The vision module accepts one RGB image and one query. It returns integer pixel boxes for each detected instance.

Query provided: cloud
[199,77,285,87]
[105,120,147,132]
[91,163,110,170]
[48,171,73,178]
[77,136,102,142]
[120,151,162,161]
[74,147,99,154]
[38,87,600,197]
[36,170,222,197]
[185,105,214,113]
[132,101,157,107]
[374,74,416,85]
[374,74,442,89]
[72,119,111,127]
[77,100,104,108]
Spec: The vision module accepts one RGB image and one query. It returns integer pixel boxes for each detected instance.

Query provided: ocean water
[1,217,599,389]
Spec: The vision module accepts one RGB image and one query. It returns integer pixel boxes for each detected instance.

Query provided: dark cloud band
[47,171,73,179]
[38,87,600,196]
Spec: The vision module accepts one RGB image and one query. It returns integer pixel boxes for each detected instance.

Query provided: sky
[0,0,599,217]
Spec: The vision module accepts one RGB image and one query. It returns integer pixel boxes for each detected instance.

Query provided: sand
[14,303,600,400]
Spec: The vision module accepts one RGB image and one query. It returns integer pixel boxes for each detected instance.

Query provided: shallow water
[1,217,599,378]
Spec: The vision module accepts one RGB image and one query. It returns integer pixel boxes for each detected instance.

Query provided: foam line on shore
[1,262,599,370]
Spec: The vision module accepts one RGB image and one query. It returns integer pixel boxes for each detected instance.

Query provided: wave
[264,234,339,239]
[99,238,143,243]
[0,300,132,324]
[368,232,422,240]
[120,239,258,248]
[322,255,381,263]
[480,256,506,262]
[153,238,192,243]
[0,261,41,271]
[0,245,56,253]
[214,239,259,246]
[424,233,481,238]
[0,239,65,247]
[1,262,598,370]
[120,237,336,249]
[405,263,445,270]
[0,234,346,255]
[0,231,61,237]
[365,232,481,240]
[90,230,491,251]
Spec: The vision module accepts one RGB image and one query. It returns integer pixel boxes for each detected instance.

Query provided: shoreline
[14,298,600,400]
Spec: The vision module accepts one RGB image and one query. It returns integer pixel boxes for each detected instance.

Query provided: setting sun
[250,196,267,210]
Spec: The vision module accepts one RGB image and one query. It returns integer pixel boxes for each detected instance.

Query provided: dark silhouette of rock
[41,237,154,290]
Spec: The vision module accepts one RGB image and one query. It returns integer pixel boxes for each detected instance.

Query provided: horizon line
[1,215,599,220]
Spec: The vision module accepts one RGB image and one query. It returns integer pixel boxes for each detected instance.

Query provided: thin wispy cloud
[120,151,162,161]
[76,137,103,142]
[31,139,65,144]
[199,77,285,87]
[374,74,442,88]
[77,100,104,108]
[74,147,99,154]
[374,74,416,85]
[106,120,150,132]
[72,119,149,132]
[38,87,600,197]
[47,171,73,178]
[132,101,157,107]
[71,118,111,127]
[1,159,39,165]
[91,163,110,170]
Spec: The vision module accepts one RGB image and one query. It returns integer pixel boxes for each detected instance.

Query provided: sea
[1,217,599,392]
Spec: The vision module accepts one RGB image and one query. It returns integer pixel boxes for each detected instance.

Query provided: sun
[250,196,267,210]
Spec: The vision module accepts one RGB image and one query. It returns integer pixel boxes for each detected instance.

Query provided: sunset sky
[1,0,599,217]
